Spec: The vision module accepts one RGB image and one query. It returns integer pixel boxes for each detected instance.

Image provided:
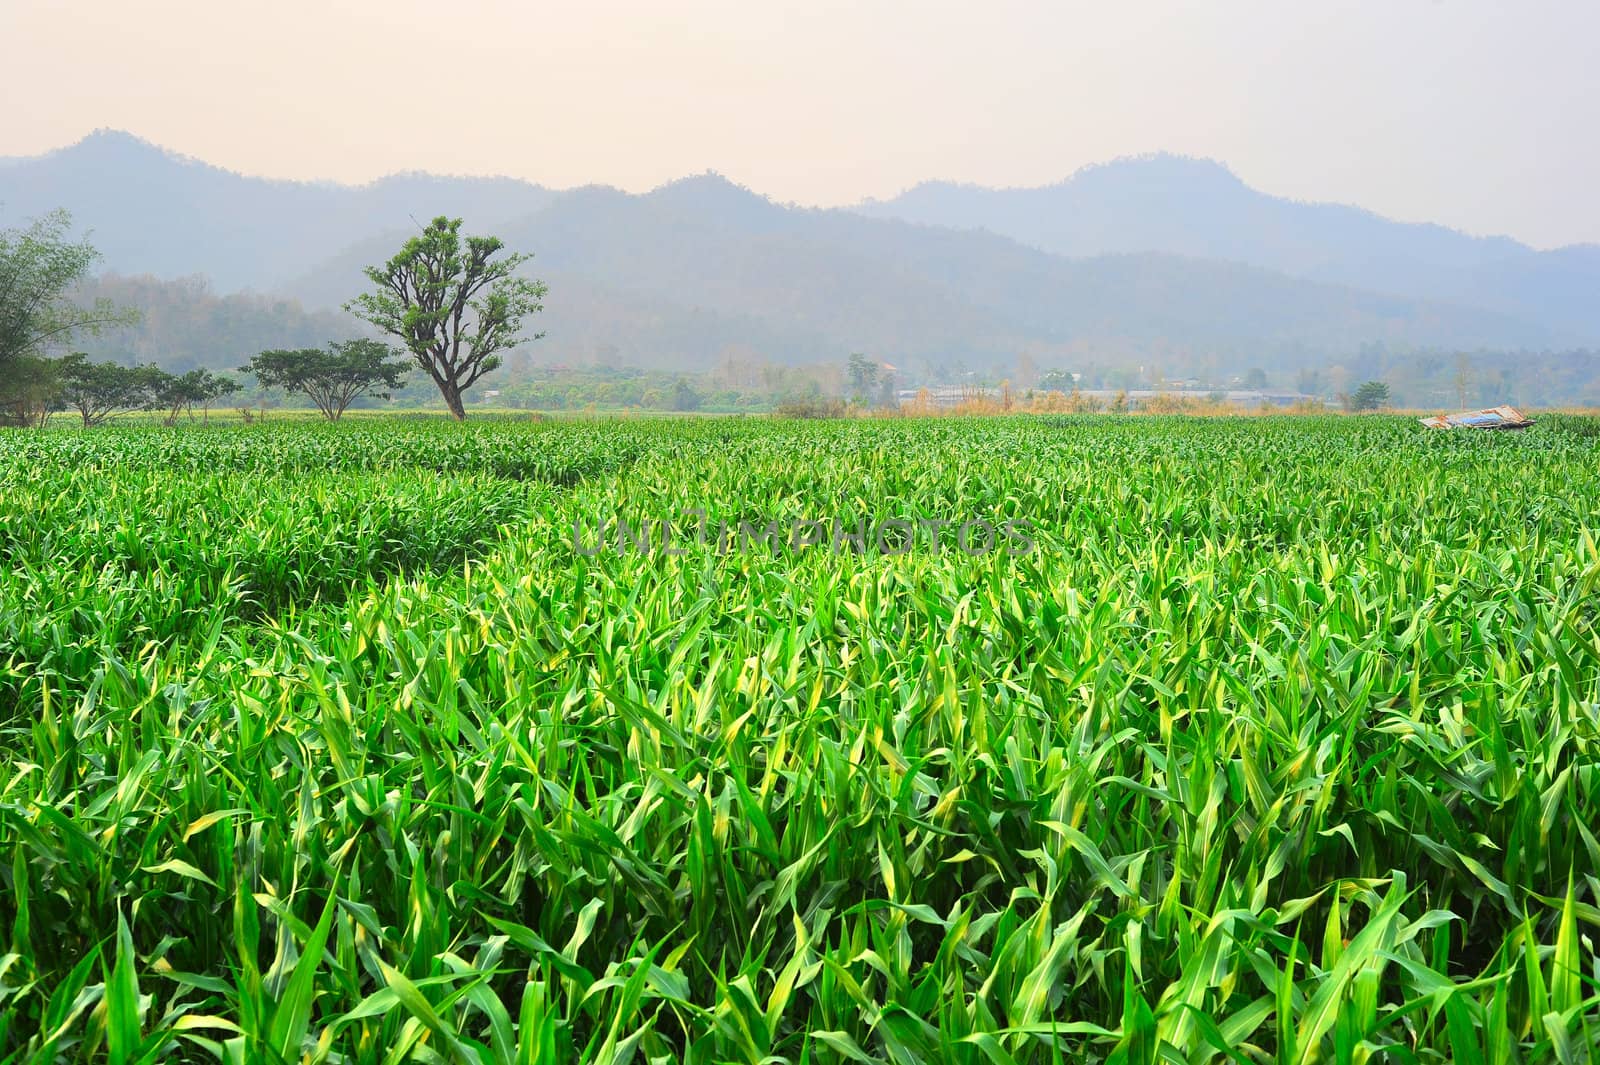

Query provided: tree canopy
[1,210,135,424]
[155,368,238,425]
[846,353,879,405]
[57,355,166,427]
[0,355,68,427]
[1350,380,1392,412]
[0,210,133,368]
[345,217,546,420]
[242,340,410,421]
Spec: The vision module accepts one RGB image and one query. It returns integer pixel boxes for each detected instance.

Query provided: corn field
[1,414,1598,1063]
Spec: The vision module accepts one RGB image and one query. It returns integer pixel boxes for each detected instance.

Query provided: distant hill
[0,130,554,291]
[69,274,351,373]
[0,131,1585,376]
[857,154,1600,339]
[281,173,1553,372]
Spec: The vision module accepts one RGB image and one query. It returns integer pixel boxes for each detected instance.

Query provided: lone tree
[242,340,410,421]
[1,209,136,424]
[345,217,546,420]
[57,354,165,427]
[1349,380,1391,412]
[846,352,879,405]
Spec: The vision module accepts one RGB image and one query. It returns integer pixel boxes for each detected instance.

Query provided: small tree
[1,210,137,423]
[156,369,238,425]
[0,355,67,427]
[346,217,546,420]
[1349,380,1391,412]
[671,377,703,412]
[1,211,135,368]
[876,371,899,410]
[1039,369,1074,393]
[242,340,409,421]
[57,355,165,427]
[846,353,879,405]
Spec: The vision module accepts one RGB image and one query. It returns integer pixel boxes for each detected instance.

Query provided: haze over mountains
[2,130,1596,380]
[0,131,556,292]
[860,159,1600,342]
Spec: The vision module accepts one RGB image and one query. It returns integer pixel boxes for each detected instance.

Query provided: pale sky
[4,0,1597,248]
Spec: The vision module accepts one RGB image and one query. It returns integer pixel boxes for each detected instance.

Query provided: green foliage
[57,354,167,427]
[0,353,68,426]
[0,210,137,425]
[846,352,880,405]
[1349,380,1391,412]
[242,340,411,421]
[155,368,239,424]
[0,209,135,368]
[1542,413,1600,441]
[0,415,1597,1061]
[1038,369,1076,392]
[482,364,827,415]
[347,217,547,420]
[773,396,848,419]
[670,377,703,412]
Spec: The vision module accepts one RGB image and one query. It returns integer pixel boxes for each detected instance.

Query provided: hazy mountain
[0,131,1579,375]
[858,154,1600,339]
[280,173,1551,371]
[0,130,554,291]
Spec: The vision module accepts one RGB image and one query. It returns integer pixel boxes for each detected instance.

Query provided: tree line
[2,342,413,427]
[2,210,546,425]
[0,206,1435,425]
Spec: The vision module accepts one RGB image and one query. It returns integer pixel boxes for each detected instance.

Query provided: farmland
[1,414,1598,1062]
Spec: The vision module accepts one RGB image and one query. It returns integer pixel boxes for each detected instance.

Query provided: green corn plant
[0,415,1597,1061]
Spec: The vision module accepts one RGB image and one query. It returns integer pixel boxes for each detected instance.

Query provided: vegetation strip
[0,414,1596,1061]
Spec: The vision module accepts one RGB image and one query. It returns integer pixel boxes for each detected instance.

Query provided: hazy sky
[5,0,1597,248]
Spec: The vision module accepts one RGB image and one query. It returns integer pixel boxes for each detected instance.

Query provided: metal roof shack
[1419,405,1534,430]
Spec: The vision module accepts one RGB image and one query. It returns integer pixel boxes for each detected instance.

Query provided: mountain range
[2,130,1595,378]
[859,158,1600,342]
